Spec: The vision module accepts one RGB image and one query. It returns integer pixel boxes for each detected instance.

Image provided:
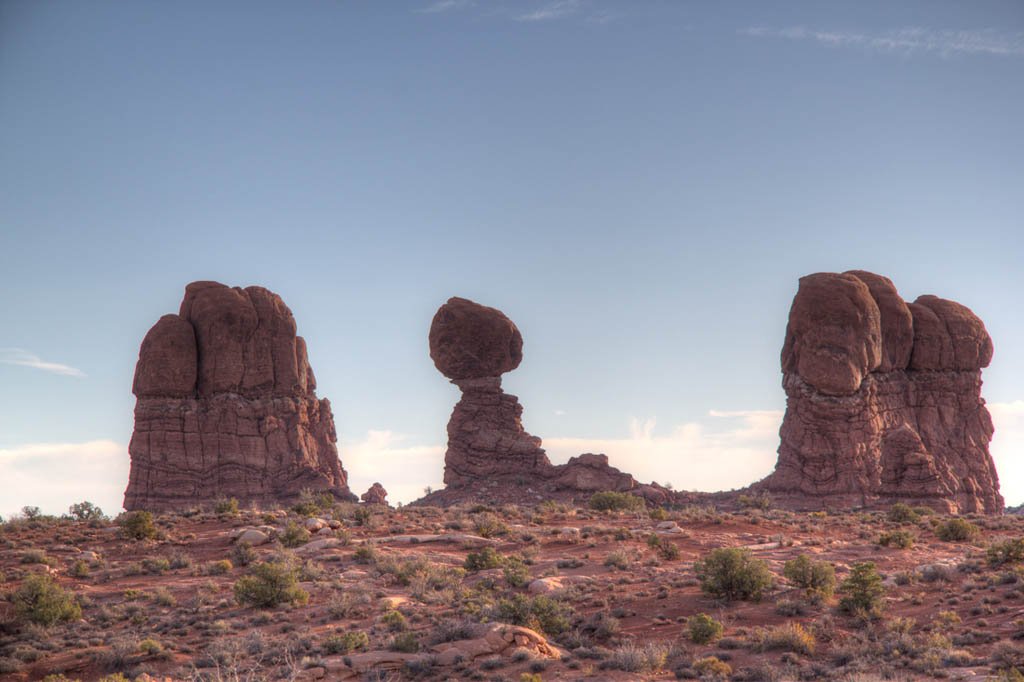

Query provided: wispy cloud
[0,440,127,518]
[0,347,85,377]
[516,0,582,23]
[418,0,473,14]
[741,26,1024,58]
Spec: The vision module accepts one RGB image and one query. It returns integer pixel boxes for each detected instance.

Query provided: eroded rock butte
[754,270,1001,513]
[124,281,354,510]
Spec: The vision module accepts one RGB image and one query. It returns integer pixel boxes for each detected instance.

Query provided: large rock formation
[430,297,552,486]
[124,281,354,510]
[756,271,1001,513]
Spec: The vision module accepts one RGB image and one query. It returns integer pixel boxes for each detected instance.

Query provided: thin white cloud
[418,0,473,14]
[0,440,127,519]
[990,401,1024,507]
[516,0,582,23]
[741,26,1024,58]
[342,430,445,505]
[0,347,85,377]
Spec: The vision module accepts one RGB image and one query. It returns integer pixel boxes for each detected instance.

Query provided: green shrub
[382,609,407,632]
[230,541,257,567]
[503,557,531,588]
[888,503,921,525]
[604,549,631,570]
[878,529,916,549]
[692,656,731,678]
[142,557,171,574]
[118,511,157,540]
[389,632,419,653]
[687,613,723,644]
[68,501,105,521]
[290,490,321,517]
[693,547,773,601]
[70,560,90,578]
[645,534,681,561]
[233,561,309,608]
[214,498,239,516]
[782,554,836,598]
[21,549,51,565]
[496,594,572,636]
[280,522,311,548]
[838,561,885,615]
[750,622,816,655]
[935,518,980,543]
[323,631,368,654]
[138,638,163,656]
[988,539,1024,567]
[473,513,509,538]
[206,559,233,575]
[649,507,668,521]
[588,491,645,512]
[353,542,378,565]
[12,573,82,626]
[465,546,503,571]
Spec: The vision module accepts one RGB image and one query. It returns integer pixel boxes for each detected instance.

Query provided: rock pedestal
[124,281,354,511]
[756,271,1001,513]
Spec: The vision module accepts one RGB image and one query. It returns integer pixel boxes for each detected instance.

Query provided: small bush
[878,529,916,549]
[382,609,407,632]
[280,522,310,548]
[206,559,233,575]
[390,632,419,653]
[782,554,836,598]
[12,573,82,626]
[602,642,669,672]
[353,542,378,564]
[465,546,503,571]
[68,501,105,521]
[692,656,731,678]
[588,491,645,512]
[473,513,509,538]
[687,613,724,644]
[751,622,816,655]
[935,518,980,542]
[118,511,157,540]
[503,557,531,588]
[214,498,240,516]
[230,541,257,567]
[323,631,368,654]
[233,561,309,608]
[649,507,668,521]
[496,594,572,636]
[142,557,171,575]
[988,539,1024,567]
[888,503,921,525]
[604,549,631,570]
[694,547,773,601]
[645,534,681,561]
[838,561,885,615]
[70,560,90,578]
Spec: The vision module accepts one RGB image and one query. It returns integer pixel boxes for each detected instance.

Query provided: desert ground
[3,494,1024,682]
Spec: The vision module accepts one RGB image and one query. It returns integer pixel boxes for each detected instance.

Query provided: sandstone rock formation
[756,271,1001,513]
[430,297,553,486]
[361,482,388,506]
[124,281,354,510]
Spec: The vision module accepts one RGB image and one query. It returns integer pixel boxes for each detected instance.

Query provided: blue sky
[2,1,1022,516]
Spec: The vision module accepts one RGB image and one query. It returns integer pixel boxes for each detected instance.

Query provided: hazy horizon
[2,1,1022,517]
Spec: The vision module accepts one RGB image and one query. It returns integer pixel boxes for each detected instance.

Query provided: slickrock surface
[756,270,1002,513]
[124,281,354,510]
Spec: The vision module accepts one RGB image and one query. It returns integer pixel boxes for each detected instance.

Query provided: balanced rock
[361,482,388,506]
[124,281,355,510]
[756,271,1001,513]
[430,298,552,487]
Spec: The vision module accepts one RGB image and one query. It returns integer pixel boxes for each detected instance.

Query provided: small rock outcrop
[755,271,1001,513]
[125,281,354,510]
[361,482,388,506]
[430,297,553,486]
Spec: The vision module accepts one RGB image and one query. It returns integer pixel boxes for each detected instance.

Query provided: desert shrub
[353,542,378,564]
[782,554,836,598]
[68,501,105,522]
[750,622,816,655]
[12,573,82,626]
[738,493,774,511]
[138,638,164,656]
[687,613,723,644]
[169,551,193,569]
[878,529,916,549]
[988,539,1024,567]
[888,503,921,525]
[382,609,408,632]
[935,518,980,542]
[323,631,368,654]
[214,498,239,516]
[838,561,885,615]
[118,511,157,540]
[21,549,51,565]
[206,559,233,575]
[389,632,419,652]
[280,522,310,548]
[21,505,41,519]
[503,557,531,588]
[230,541,257,567]
[464,546,503,571]
[588,491,645,512]
[692,656,731,678]
[645,534,681,561]
[142,557,171,575]
[649,507,668,521]
[290,490,321,517]
[153,587,176,607]
[472,513,509,538]
[233,560,309,608]
[496,594,572,636]
[70,559,90,578]
[602,642,669,672]
[693,547,773,601]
